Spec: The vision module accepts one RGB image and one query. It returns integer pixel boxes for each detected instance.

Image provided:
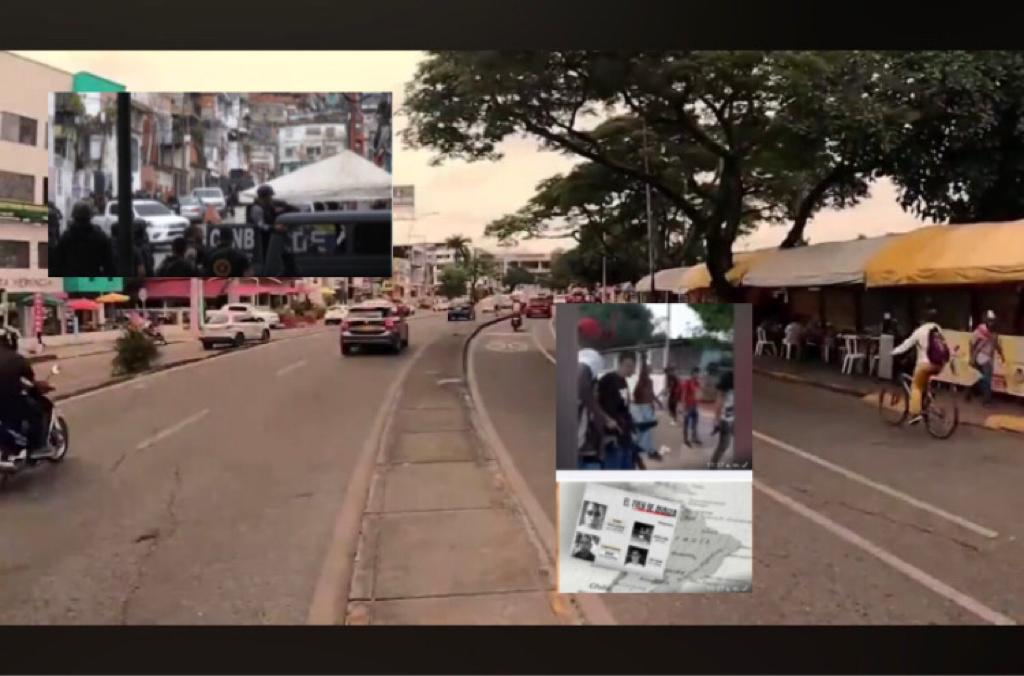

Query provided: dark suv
[448,298,476,321]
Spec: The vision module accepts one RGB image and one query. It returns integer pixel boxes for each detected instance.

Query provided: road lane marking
[59,328,332,407]
[754,430,999,539]
[136,409,210,451]
[754,479,1016,625]
[531,325,556,365]
[276,359,307,377]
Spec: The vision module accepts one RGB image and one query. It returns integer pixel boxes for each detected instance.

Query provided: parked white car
[433,298,451,312]
[91,200,189,248]
[192,187,227,216]
[324,305,350,325]
[220,303,282,328]
[200,311,271,349]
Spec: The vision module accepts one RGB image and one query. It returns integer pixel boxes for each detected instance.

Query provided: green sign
[62,277,124,293]
[72,72,125,93]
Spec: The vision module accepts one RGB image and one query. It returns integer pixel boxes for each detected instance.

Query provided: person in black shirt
[206,226,252,277]
[0,328,45,456]
[155,237,199,277]
[50,201,118,277]
[596,352,637,470]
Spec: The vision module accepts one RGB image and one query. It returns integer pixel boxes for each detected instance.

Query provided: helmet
[71,200,94,224]
[578,317,602,341]
[256,184,274,199]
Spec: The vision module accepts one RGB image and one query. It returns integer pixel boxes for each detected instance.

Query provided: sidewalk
[755,355,1024,436]
[345,330,567,625]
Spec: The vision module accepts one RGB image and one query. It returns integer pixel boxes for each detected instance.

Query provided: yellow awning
[864,221,1024,287]
[674,250,773,292]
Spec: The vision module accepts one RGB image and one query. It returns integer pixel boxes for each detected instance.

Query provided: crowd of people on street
[47,185,294,278]
[575,317,736,470]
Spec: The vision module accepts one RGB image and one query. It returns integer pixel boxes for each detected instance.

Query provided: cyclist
[891,307,950,425]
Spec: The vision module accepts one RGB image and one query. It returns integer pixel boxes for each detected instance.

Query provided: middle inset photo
[557,303,751,471]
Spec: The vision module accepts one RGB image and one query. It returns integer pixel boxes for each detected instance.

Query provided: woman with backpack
[891,307,951,425]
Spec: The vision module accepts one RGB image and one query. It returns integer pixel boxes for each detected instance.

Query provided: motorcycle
[143,322,168,346]
[0,365,70,487]
[510,313,523,332]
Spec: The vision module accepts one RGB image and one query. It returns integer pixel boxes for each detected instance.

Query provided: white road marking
[754,479,1016,625]
[436,378,462,386]
[135,409,210,451]
[276,359,307,377]
[58,329,330,407]
[754,430,999,539]
[531,325,556,365]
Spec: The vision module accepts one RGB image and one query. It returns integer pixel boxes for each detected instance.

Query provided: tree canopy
[405,51,1024,296]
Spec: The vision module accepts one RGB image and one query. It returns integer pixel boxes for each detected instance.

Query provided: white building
[0,218,65,336]
[277,123,347,174]
[496,251,552,276]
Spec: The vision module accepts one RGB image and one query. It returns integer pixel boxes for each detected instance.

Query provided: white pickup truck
[220,303,282,328]
[200,311,271,349]
[91,200,189,247]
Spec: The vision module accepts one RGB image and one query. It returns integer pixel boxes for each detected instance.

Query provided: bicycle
[878,360,960,439]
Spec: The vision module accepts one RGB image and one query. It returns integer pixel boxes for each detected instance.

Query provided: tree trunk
[704,228,739,302]
[780,165,855,249]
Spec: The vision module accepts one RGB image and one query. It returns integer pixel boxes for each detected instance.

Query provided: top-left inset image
[47,92,393,278]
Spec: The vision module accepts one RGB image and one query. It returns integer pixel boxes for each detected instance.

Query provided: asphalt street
[470,309,1024,624]
[0,314,452,624]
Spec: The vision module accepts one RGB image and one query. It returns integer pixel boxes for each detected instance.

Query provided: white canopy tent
[239,149,392,205]
[739,236,896,288]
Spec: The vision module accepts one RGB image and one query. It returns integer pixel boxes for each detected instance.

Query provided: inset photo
[571,533,599,562]
[558,303,751,471]
[558,478,752,594]
[47,92,393,278]
[578,500,607,530]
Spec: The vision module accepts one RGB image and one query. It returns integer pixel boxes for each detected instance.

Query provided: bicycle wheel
[925,387,959,439]
[878,383,908,426]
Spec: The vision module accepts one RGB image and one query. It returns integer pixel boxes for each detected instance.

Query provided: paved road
[0,315,451,624]
[470,311,1024,624]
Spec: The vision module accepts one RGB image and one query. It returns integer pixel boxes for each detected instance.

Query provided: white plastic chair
[841,335,866,375]
[755,327,777,357]
[782,337,799,360]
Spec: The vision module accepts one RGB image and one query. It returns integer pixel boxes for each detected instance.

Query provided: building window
[0,240,31,269]
[325,126,336,139]
[284,147,295,159]
[0,169,35,203]
[54,137,68,159]
[37,242,48,269]
[306,126,321,136]
[1,112,38,146]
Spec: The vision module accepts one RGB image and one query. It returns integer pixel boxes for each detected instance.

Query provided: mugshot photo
[578,500,607,530]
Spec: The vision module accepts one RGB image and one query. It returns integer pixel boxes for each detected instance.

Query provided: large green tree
[438,265,469,299]
[503,266,536,290]
[885,51,1024,223]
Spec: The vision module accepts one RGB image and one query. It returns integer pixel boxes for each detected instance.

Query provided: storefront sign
[0,277,59,293]
[936,330,1024,398]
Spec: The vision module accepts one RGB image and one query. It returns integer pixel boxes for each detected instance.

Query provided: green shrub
[112,327,159,376]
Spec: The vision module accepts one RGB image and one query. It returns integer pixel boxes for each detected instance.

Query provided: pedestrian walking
[630,357,662,460]
[663,365,679,426]
[969,310,1005,407]
[710,370,735,468]
[597,353,638,470]
[680,366,702,447]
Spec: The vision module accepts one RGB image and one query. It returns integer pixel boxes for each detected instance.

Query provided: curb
[461,315,617,625]
[755,366,1024,437]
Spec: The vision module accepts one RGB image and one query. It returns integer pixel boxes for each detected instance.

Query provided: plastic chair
[782,337,799,360]
[841,335,866,375]
[755,327,777,357]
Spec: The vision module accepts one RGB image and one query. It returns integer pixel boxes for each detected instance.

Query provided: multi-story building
[0,52,72,206]
[0,212,66,336]
[277,123,347,174]
[495,250,553,276]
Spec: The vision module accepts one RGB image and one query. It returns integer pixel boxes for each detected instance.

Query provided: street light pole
[116,93,134,277]
[642,120,655,297]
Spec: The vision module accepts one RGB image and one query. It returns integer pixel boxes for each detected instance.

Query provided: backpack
[926,326,951,367]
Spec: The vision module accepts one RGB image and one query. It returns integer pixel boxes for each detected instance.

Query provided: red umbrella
[67,299,100,312]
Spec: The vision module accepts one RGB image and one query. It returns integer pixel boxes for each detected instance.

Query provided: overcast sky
[646,303,704,339]
[20,50,932,254]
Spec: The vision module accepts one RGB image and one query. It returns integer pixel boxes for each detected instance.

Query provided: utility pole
[116,93,134,277]
[642,120,655,297]
[664,302,672,371]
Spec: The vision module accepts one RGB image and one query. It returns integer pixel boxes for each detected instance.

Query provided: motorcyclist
[0,328,51,456]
